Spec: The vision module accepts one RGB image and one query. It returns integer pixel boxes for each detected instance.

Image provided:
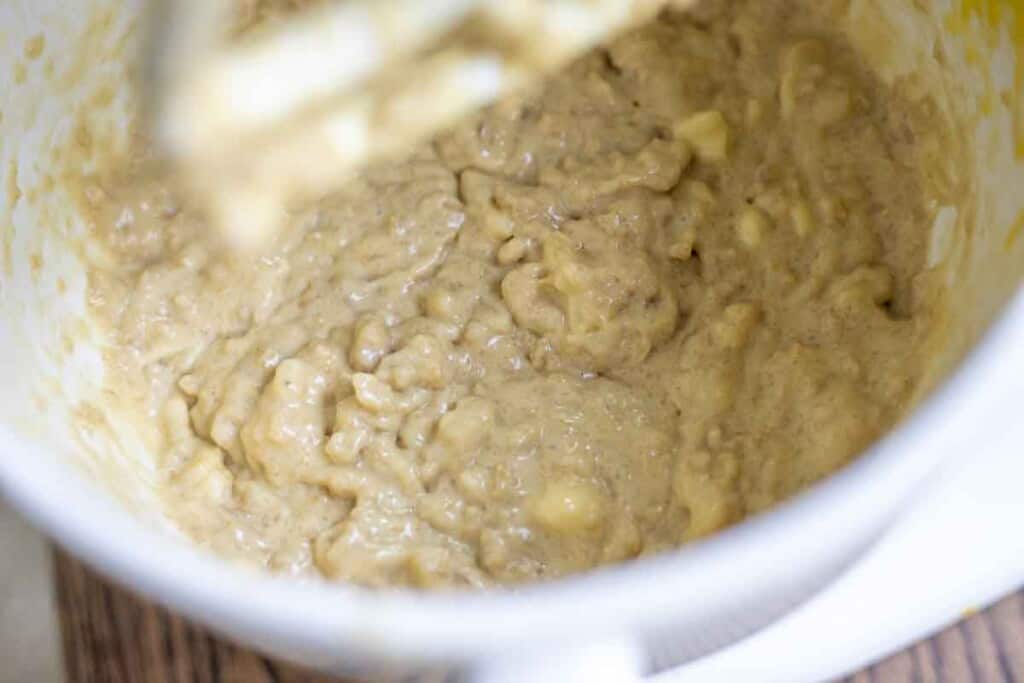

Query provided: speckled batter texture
[85,0,943,588]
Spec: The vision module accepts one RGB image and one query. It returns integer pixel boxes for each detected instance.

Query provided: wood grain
[55,552,1024,682]
[54,554,336,683]
[840,595,1024,683]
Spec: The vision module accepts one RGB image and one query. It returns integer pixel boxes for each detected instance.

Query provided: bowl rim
[1,288,1022,665]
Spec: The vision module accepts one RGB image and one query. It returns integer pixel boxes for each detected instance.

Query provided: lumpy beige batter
[86,0,942,588]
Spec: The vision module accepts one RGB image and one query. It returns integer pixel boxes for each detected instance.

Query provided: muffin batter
[85,0,942,588]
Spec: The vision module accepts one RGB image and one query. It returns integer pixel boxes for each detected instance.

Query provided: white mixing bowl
[0,0,1021,679]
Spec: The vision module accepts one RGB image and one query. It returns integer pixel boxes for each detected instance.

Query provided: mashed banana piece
[87,0,941,587]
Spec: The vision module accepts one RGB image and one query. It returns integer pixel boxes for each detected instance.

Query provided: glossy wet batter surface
[85,0,942,588]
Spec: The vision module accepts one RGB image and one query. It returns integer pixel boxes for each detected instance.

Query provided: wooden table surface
[55,553,1024,683]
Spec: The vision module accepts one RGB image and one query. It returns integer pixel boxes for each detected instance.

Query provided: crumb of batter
[84,0,942,588]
